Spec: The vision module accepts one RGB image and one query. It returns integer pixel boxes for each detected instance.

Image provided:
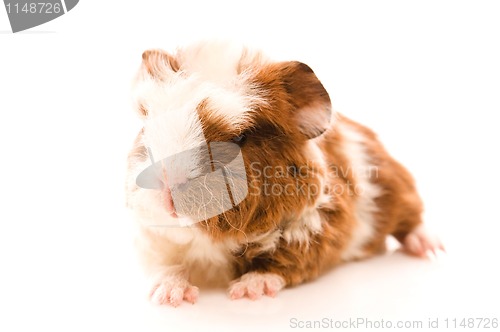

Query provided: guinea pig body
[126,41,443,306]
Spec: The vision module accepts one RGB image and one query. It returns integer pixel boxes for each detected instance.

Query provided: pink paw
[150,275,199,307]
[403,224,445,258]
[228,272,285,300]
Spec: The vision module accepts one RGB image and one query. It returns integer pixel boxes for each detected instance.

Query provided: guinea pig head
[131,44,331,237]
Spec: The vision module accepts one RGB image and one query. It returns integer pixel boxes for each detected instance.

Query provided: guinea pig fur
[126,41,444,306]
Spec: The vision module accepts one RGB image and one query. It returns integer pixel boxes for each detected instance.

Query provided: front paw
[150,274,199,307]
[228,272,285,300]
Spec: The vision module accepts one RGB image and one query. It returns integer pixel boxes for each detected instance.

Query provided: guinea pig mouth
[136,142,248,226]
[162,186,178,218]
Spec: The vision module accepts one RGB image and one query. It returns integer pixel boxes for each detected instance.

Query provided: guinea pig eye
[231,133,247,145]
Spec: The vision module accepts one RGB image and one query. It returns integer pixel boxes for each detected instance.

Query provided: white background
[1,1,499,331]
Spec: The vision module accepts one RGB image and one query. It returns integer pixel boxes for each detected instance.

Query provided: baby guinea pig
[125,41,444,307]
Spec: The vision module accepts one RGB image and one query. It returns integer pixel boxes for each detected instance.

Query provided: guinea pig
[125,41,444,307]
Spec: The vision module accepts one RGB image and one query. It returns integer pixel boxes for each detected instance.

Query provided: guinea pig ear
[141,49,179,80]
[280,61,332,139]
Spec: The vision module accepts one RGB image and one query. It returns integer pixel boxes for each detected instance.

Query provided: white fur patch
[136,225,239,287]
[176,41,245,84]
[282,208,323,246]
[176,41,267,124]
[133,41,266,129]
[339,123,382,260]
[248,230,282,253]
[307,140,331,207]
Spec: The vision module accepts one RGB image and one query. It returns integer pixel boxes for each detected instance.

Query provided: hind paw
[403,224,445,258]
